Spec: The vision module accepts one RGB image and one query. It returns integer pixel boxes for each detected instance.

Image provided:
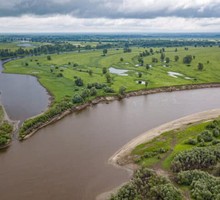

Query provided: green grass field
[4,46,220,103]
[132,121,210,169]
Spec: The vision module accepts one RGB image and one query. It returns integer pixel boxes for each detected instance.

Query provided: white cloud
[0,15,220,33]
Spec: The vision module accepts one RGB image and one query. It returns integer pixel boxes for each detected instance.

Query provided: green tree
[72,94,84,103]
[105,73,112,83]
[146,64,150,70]
[90,87,97,96]
[165,57,170,63]
[81,89,90,99]
[75,77,84,86]
[160,53,165,61]
[47,55,51,60]
[102,67,107,74]
[174,55,179,62]
[103,49,108,56]
[119,86,126,95]
[183,55,193,64]
[198,63,204,71]
[88,70,93,76]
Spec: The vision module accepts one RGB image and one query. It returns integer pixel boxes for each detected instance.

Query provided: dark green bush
[197,130,213,142]
[177,170,220,200]
[171,145,220,172]
[110,168,182,200]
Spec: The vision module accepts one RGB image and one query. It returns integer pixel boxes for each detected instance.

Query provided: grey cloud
[0,0,220,19]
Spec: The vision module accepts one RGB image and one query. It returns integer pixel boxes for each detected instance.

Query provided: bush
[90,87,97,96]
[110,168,182,200]
[81,89,90,99]
[104,86,115,93]
[197,130,213,142]
[185,138,197,145]
[171,145,220,172]
[75,77,84,86]
[177,170,220,200]
[72,94,84,103]
[119,86,126,95]
[213,128,220,138]
[183,55,192,64]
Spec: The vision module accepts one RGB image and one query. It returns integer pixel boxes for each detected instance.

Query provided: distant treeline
[1,35,220,59]
[0,43,120,59]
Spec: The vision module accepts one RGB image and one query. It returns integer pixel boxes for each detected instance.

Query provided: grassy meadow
[4,46,220,104]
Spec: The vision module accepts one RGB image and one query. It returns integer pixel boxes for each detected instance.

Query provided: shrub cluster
[110,168,182,200]
[0,121,13,145]
[171,144,220,172]
[19,99,73,139]
[177,170,220,200]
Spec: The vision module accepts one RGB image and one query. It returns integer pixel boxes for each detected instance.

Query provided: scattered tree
[47,55,51,60]
[198,63,204,71]
[174,55,179,62]
[138,72,142,78]
[75,77,84,86]
[103,49,108,56]
[102,67,107,74]
[183,55,193,64]
[119,86,126,95]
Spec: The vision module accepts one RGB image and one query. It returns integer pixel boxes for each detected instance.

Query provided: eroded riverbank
[21,83,220,140]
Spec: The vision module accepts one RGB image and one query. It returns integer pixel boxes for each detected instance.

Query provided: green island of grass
[3,46,220,139]
[111,119,220,200]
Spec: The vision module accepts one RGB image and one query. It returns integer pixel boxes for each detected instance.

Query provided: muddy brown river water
[0,60,220,200]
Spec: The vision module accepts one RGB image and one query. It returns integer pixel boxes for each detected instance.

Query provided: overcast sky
[0,0,220,33]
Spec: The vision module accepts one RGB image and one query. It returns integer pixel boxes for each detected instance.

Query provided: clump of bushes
[104,86,115,93]
[0,121,13,145]
[197,130,213,142]
[177,170,220,200]
[171,145,220,172]
[87,82,106,89]
[19,99,73,139]
[185,138,197,145]
[110,168,182,200]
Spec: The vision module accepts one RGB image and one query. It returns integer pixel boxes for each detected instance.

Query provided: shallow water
[109,67,128,76]
[0,60,220,200]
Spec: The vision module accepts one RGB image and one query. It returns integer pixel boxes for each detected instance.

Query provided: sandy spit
[109,109,220,167]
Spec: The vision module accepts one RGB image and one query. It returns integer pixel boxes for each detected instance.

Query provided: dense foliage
[0,121,13,145]
[177,170,220,200]
[171,144,220,172]
[19,99,73,139]
[110,168,182,200]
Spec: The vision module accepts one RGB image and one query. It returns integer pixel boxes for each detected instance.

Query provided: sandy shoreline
[109,109,220,167]
[95,109,220,199]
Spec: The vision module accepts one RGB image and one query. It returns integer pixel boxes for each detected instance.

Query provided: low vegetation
[112,118,220,199]
[0,106,13,146]
[110,168,182,200]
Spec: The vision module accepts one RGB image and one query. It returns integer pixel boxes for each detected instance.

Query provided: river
[0,60,220,200]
